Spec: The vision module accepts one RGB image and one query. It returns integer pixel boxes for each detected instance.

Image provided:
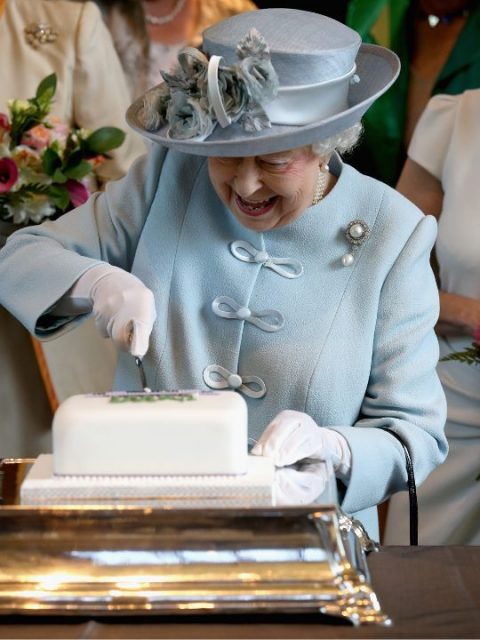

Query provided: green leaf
[63,160,92,180]
[36,73,57,103]
[440,345,480,366]
[48,184,70,211]
[52,168,68,184]
[64,149,85,168]
[85,127,126,154]
[42,147,62,176]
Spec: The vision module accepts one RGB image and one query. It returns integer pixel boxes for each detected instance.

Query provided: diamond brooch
[24,23,59,49]
[341,220,370,267]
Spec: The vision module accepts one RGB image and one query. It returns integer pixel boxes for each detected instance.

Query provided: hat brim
[126,44,399,157]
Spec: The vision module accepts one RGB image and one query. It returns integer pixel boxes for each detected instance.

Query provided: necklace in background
[144,0,187,26]
[418,0,471,26]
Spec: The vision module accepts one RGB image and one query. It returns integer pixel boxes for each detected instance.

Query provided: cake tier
[21,454,274,507]
[53,390,248,476]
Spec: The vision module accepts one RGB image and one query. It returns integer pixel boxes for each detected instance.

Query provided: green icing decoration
[109,393,197,403]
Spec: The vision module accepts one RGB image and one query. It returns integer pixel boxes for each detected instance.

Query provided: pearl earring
[341,219,370,267]
[320,161,330,173]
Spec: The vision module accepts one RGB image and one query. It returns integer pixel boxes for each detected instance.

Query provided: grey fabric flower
[166,91,214,140]
[240,105,272,132]
[237,57,278,104]
[138,84,170,131]
[163,49,208,97]
[216,67,249,123]
[137,28,279,140]
[236,28,279,104]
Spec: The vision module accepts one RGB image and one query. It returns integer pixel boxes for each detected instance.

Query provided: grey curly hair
[311,122,363,159]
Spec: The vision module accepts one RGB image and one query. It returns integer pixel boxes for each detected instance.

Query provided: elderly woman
[0,9,447,540]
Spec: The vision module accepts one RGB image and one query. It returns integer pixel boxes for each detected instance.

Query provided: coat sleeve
[407,94,457,181]
[72,0,146,181]
[331,214,448,515]
[0,145,167,339]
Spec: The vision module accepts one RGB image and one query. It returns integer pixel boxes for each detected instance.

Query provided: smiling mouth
[234,194,278,217]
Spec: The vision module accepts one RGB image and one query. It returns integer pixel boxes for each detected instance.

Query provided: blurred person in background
[88,0,258,99]
[384,89,480,544]
[0,0,145,457]
[345,0,480,186]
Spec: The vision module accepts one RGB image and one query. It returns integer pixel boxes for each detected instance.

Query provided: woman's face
[208,146,321,232]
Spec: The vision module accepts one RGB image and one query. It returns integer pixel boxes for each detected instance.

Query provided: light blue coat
[0,146,447,538]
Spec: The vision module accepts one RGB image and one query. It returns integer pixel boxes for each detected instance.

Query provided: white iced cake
[53,390,248,476]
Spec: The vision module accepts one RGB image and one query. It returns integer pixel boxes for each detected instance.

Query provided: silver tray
[0,458,389,625]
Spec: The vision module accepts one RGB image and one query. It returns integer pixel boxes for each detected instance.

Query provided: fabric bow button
[203,365,266,399]
[230,240,304,278]
[212,296,284,332]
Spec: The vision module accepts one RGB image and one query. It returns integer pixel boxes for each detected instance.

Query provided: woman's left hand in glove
[251,410,352,478]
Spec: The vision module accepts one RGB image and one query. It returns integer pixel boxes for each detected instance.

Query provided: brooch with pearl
[24,23,59,49]
[341,220,370,267]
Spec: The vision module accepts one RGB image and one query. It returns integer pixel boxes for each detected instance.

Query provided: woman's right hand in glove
[61,263,156,357]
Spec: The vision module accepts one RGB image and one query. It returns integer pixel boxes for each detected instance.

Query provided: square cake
[53,390,248,476]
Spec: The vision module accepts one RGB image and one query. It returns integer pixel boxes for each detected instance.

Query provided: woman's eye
[260,160,289,170]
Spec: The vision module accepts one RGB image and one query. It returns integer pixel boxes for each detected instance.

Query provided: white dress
[385,90,480,544]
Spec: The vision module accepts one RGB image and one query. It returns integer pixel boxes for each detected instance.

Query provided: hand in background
[436,292,480,338]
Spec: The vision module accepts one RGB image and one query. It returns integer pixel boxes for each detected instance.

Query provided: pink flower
[47,115,70,145]
[473,326,480,345]
[11,145,43,172]
[21,125,51,150]
[0,113,11,144]
[0,158,19,193]
[0,113,10,131]
[66,179,89,208]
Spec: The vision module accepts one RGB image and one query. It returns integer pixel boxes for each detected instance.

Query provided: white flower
[6,196,55,224]
[0,142,11,157]
[7,99,30,113]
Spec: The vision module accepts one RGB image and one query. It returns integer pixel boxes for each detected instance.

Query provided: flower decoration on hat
[138,28,279,141]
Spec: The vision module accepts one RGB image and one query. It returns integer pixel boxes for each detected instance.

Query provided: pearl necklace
[144,0,187,26]
[311,167,329,206]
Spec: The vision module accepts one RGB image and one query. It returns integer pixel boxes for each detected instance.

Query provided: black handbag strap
[379,427,418,546]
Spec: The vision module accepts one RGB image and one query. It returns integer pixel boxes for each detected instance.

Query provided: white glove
[57,263,156,357]
[272,464,329,506]
[251,410,352,478]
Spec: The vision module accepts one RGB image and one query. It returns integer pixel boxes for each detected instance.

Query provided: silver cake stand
[0,458,389,626]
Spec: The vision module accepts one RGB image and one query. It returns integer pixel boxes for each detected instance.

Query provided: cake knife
[134,356,151,393]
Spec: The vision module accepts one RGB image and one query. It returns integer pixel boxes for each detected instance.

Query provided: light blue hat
[127,8,400,156]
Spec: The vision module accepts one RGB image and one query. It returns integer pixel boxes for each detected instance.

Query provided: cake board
[20,454,276,507]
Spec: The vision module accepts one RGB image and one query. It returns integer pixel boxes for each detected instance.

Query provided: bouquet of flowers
[0,73,125,225]
[440,326,480,366]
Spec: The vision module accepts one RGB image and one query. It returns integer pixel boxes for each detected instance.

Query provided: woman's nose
[233,159,263,196]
